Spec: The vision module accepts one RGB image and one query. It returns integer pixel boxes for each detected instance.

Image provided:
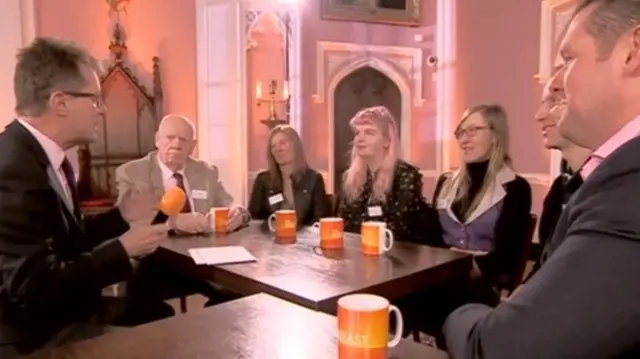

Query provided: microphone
[151,186,187,224]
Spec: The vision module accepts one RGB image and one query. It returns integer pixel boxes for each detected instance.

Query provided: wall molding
[312,42,427,106]
[244,5,302,134]
[535,0,576,83]
[196,0,248,204]
[312,41,429,194]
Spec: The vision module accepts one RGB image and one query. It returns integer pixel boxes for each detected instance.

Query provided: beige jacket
[115,151,233,213]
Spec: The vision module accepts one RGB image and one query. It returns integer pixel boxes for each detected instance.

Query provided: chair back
[326,193,337,216]
[504,214,538,294]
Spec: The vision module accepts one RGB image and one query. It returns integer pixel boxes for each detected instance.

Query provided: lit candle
[283,80,290,100]
[256,81,262,99]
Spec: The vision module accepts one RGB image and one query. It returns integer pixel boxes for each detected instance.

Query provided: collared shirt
[18,119,75,204]
[156,157,194,212]
[581,115,640,179]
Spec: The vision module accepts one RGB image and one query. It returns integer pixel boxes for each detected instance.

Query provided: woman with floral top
[336,106,433,243]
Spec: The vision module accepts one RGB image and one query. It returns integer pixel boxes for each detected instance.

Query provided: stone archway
[332,67,402,193]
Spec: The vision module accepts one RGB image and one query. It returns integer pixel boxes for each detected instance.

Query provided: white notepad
[188,246,257,266]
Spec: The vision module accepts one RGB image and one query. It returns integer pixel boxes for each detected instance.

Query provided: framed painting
[321,0,421,27]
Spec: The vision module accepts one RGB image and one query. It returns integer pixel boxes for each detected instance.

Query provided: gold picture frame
[321,0,421,27]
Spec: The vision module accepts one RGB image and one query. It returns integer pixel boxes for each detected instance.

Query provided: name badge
[367,206,383,217]
[269,193,284,205]
[191,189,208,200]
[437,199,449,209]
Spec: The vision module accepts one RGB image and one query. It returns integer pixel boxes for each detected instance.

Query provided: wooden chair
[410,213,539,343]
[501,213,538,296]
[326,193,337,216]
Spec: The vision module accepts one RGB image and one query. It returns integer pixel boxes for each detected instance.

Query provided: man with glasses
[0,38,169,358]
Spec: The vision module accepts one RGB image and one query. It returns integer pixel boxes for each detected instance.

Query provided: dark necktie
[172,173,192,213]
[60,157,81,220]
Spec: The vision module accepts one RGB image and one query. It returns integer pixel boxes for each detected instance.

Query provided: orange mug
[361,221,394,256]
[338,294,403,359]
[268,209,297,238]
[312,217,344,249]
[205,207,229,233]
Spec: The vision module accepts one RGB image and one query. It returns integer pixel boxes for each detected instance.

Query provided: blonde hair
[342,106,400,203]
[440,104,512,220]
[266,125,308,188]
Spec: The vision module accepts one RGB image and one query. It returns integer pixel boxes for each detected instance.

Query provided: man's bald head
[155,114,197,171]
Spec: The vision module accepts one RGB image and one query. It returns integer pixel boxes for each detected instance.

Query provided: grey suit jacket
[443,136,640,359]
[115,151,233,214]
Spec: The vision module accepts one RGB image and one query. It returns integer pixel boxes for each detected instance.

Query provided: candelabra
[256,79,290,129]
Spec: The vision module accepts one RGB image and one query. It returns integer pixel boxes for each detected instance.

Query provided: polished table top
[26,294,450,359]
[158,222,471,313]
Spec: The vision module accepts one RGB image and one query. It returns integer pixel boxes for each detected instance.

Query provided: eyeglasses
[62,91,104,110]
[455,125,489,139]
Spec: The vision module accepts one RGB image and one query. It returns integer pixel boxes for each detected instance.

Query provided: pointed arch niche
[244,6,301,190]
[246,13,286,171]
[313,42,426,193]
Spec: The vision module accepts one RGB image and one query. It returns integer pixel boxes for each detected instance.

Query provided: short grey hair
[573,0,640,59]
[14,37,96,117]
[158,114,196,140]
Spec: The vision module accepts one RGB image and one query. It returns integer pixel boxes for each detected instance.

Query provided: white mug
[361,221,394,255]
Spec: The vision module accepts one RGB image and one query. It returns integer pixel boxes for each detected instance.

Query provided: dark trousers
[394,276,500,348]
[118,252,239,326]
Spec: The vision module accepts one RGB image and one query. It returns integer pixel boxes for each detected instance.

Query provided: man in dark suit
[0,38,170,357]
[443,1,640,358]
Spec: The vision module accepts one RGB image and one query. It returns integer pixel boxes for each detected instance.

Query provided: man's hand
[171,213,210,234]
[119,223,170,257]
[118,185,158,224]
[227,205,247,231]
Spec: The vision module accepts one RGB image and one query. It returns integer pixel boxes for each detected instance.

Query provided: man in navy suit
[0,38,170,357]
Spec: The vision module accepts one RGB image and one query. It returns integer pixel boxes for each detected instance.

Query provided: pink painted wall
[35,0,549,213]
[300,0,548,212]
[247,15,287,171]
[452,0,548,212]
[35,0,197,128]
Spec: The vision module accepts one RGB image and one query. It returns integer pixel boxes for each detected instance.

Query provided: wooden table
[158,222,471,314]
[26,294,450,359]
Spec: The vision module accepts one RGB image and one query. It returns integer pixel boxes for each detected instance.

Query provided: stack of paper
[188,246,257,265]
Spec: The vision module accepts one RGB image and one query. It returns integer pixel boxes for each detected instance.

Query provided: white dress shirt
[19,119,75,205]
[156,158,194,212]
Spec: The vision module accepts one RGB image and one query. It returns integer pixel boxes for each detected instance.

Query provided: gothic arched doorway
[332,66,402,194]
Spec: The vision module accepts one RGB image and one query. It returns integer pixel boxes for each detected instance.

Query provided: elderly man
[443,1,640,358]
[116,114,249,232]
[115,114,245,315]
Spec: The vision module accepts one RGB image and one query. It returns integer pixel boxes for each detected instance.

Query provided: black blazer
[0,121,132,354]
[525,172,583,282]
[443,136,640,359]
[248,168,329,226]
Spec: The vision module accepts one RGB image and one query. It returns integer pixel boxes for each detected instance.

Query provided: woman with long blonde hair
[337,106,427,242]
[432,104,531,286]
[407,104,531,349]
[248,125,329,225]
